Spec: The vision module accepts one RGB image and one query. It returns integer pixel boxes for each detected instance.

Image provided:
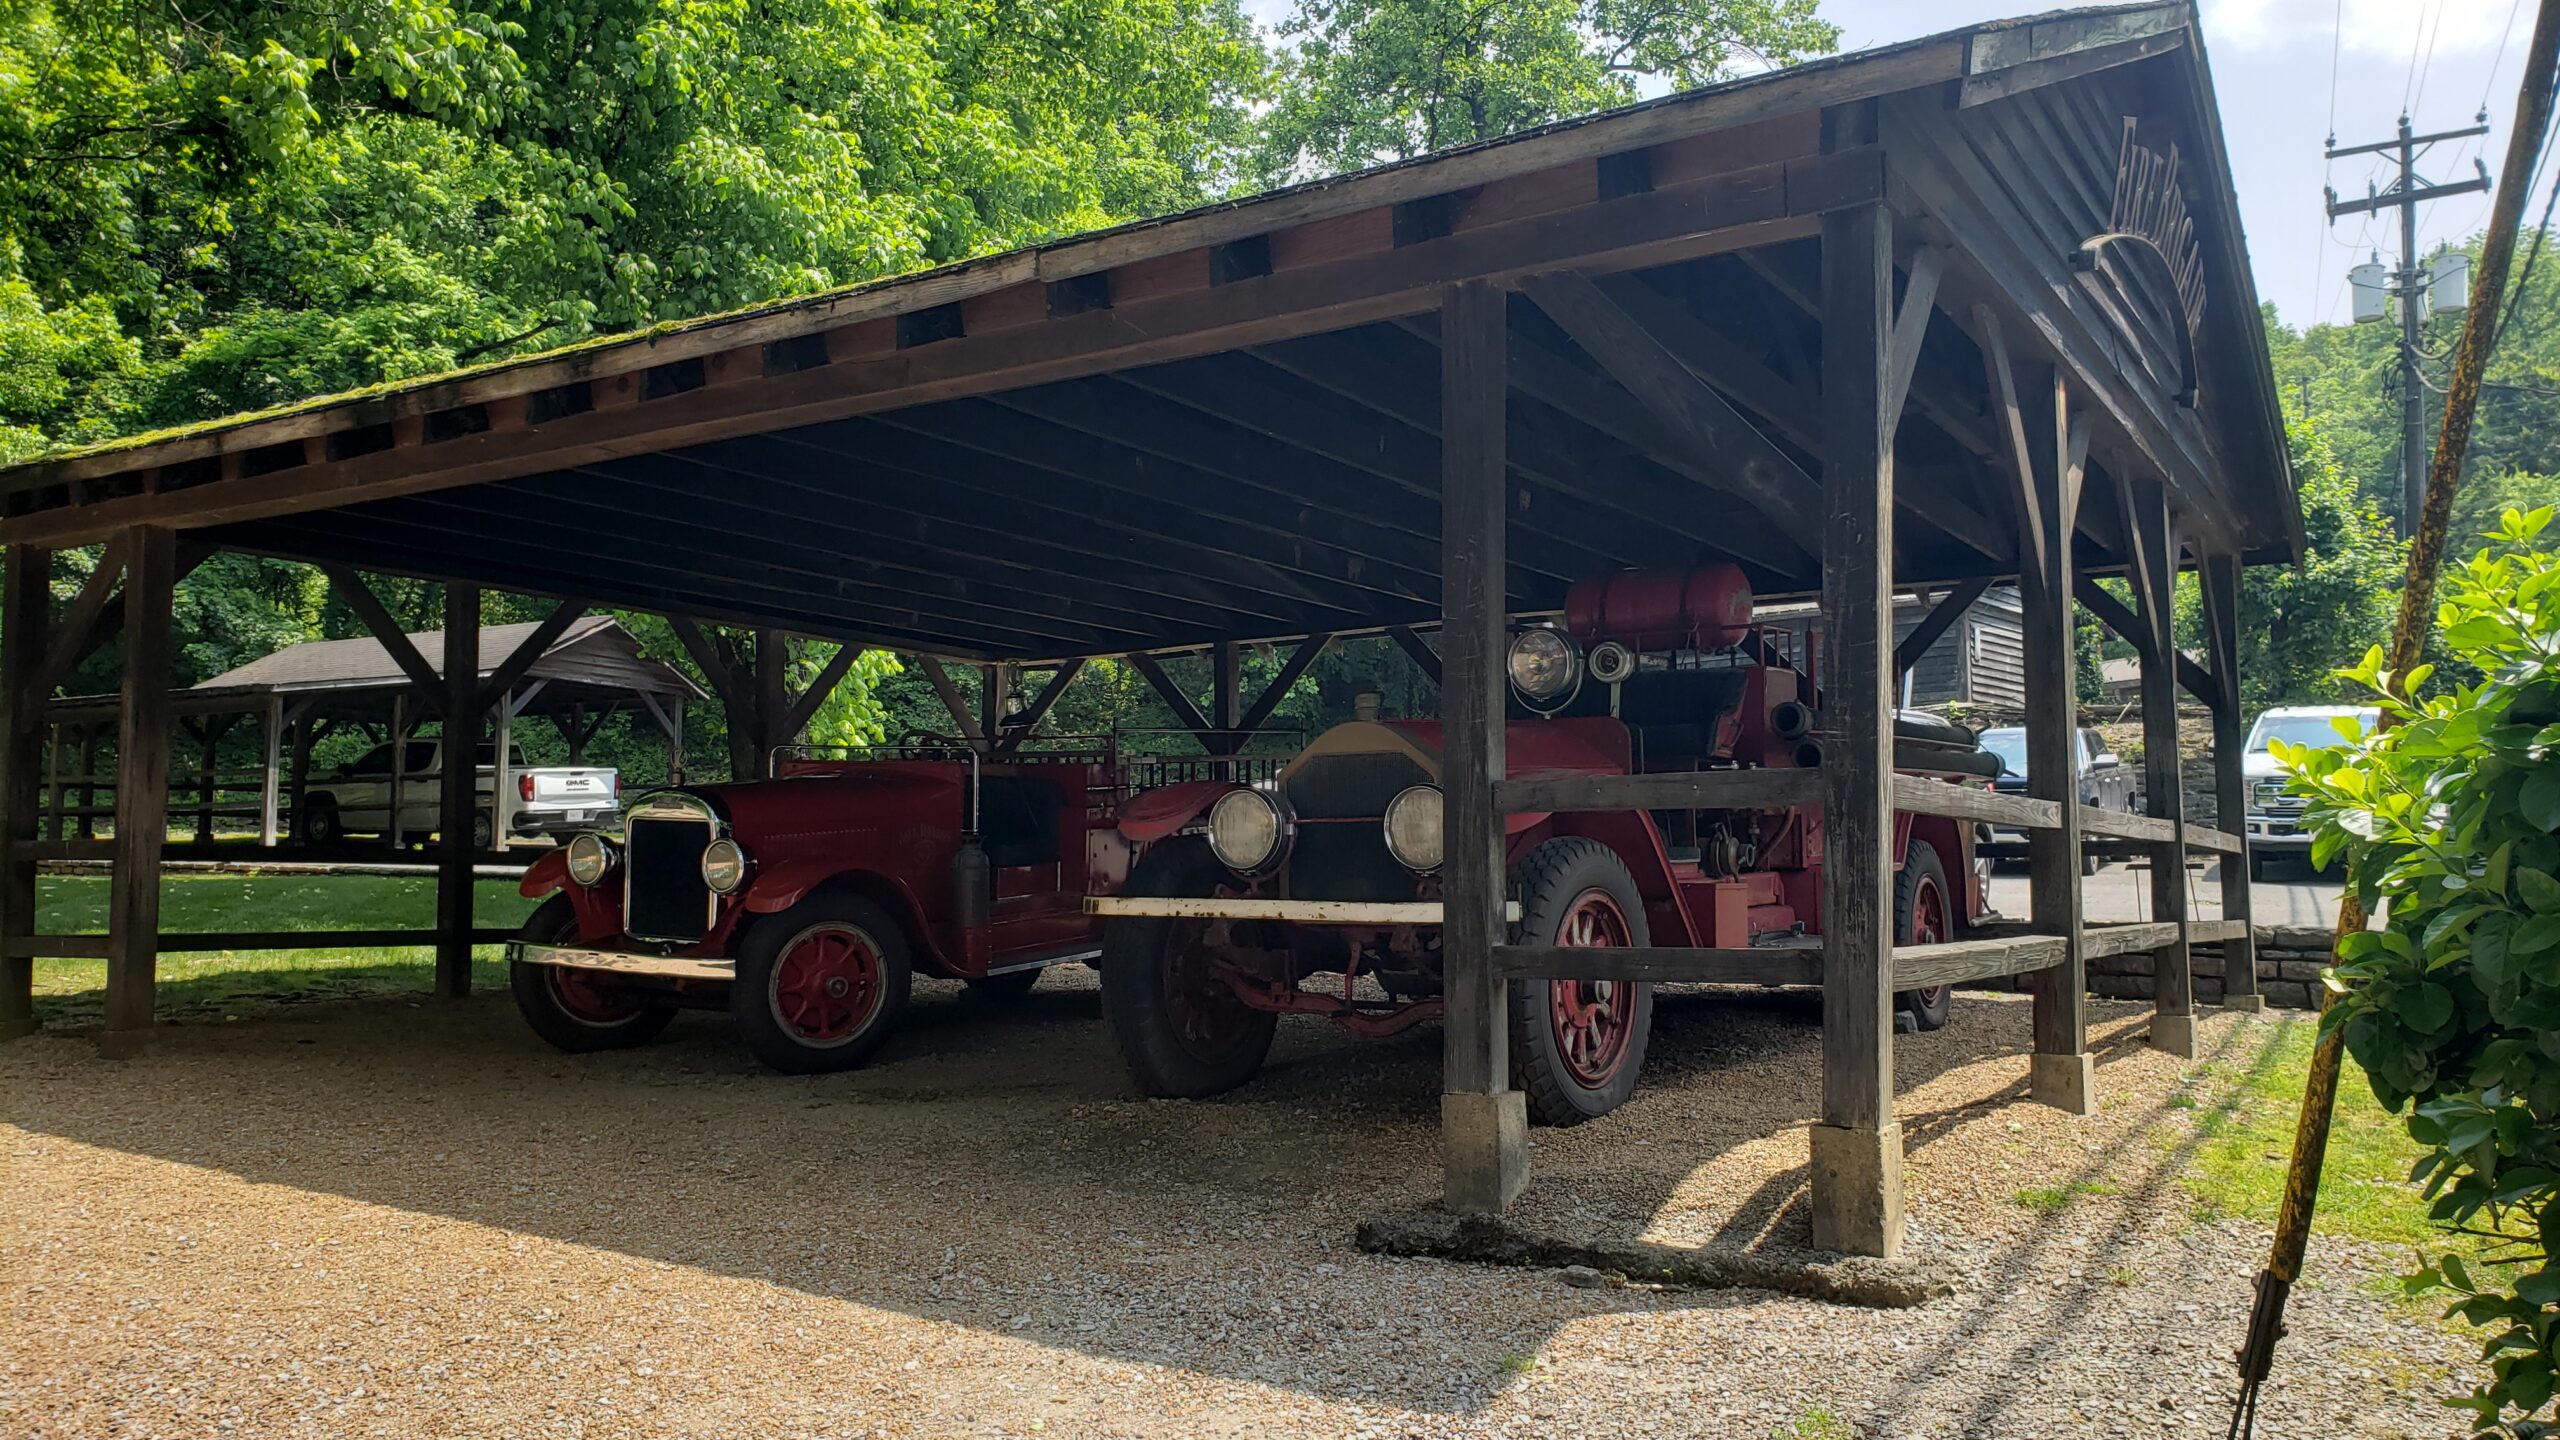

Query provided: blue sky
[1240,0,2538,334]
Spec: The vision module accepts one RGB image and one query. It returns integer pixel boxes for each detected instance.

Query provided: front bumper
[2245,815,2314,853]
[509,940,731,981]
[1086,897,1523,925]
[512,808,621,837]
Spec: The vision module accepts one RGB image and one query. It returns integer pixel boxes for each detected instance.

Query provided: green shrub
[2285,506,2560,1435]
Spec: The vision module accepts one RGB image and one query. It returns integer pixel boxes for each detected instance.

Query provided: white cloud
[2204,0,2518,60]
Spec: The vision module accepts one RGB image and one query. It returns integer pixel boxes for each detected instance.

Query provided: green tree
[1252,0,1834,182]
[2174,415,2406,708]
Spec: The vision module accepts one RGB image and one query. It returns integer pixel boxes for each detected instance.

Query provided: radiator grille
[1280,752,1431,901]
[624,815,713,942]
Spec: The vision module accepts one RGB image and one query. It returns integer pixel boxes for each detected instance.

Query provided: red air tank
[1563,564,1754,650]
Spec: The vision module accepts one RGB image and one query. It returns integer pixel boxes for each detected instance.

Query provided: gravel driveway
[2,972,2466,1438]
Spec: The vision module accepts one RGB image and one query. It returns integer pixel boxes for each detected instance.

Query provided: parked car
[505,740,1130,1073]
[298,740,619,848]
[1974,725,2137,873]
[2242,705,2379,879]
[1087,564,2003,1127]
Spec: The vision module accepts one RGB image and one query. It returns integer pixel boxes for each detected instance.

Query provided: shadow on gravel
[4,973,2146,1416]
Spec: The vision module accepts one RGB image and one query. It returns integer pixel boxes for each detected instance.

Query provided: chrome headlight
[1205,788,1293,877]
[1507,627,1581,702]
[1382,784,1444,873]
[700,837,749,894]
[565,832,616,887]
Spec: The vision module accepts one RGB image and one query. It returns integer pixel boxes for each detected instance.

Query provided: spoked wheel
[1895,840,1954,1032]
[509,895,677,1053]
[1509,837,1654,1126]
[731,894,911,1074]
[1100,838,1278,1098]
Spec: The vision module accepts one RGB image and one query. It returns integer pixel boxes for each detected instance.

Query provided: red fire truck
[1087,564,2000,1125]
[506,739,1132,1073]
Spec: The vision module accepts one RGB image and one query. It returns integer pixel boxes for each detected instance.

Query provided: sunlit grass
[29,874,538,1027]
[2179,1014,2451,1253]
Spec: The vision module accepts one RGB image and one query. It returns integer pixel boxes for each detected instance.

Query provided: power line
[2485,0,2528,113]
[2412,1,2445,120]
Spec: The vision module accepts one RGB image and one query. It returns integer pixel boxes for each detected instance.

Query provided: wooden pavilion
[32,615,697,854]
[0,1,2293,1257]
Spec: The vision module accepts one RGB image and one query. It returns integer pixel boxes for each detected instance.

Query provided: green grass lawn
[30,874,539,1028]
[2179,1012,2450,1254]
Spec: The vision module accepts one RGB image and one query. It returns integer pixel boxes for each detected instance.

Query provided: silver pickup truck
[297,740,619,848]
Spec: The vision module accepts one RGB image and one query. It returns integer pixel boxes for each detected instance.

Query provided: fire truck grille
[1281,752,1432,902]
[624,815,713,942]
[1282,752,1431,819]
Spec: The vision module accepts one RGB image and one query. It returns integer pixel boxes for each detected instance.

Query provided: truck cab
[2241,705,2378,878]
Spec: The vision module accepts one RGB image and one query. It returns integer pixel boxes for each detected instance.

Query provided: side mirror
[2094,752,2120,768]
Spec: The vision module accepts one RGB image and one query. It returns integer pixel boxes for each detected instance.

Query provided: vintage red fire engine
[507,740,1128,1072]
[1087,564,2000,1125]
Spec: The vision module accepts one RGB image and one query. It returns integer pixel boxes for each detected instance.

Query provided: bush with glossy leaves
[2285,506,2560,1435]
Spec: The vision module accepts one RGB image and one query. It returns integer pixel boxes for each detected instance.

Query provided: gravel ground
[3,972,2470,1439]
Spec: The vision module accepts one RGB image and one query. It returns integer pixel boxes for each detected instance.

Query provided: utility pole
[2326,114,2491,535]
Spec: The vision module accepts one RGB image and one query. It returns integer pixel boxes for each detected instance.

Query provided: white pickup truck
[297,740,619,849]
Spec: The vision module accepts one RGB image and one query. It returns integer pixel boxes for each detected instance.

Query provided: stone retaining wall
[2079,925,2334,1009]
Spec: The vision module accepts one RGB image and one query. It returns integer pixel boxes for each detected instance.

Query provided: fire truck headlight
[1506,627,1580,702]
[1205,788,1293,877]
[565,832,616,887]
[1382,784,1444,873]
[700,838,750,894]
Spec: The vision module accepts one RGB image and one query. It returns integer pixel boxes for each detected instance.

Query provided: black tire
[300,797,343,845]
[964,968,1042,1004]
[2248,851,2269,883]
[1100,838,1278,1099]
[509,895,677,1053]
[1507,837,1655,1127]
[730,892,912,1074]
[471,810,495,851]
[2081,847,2102,877]
[1894,840,1955,1033]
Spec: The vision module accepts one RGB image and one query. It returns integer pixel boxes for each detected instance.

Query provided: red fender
[520,849,571,898]
[740,858,878,914]
[1117,779,1241,842]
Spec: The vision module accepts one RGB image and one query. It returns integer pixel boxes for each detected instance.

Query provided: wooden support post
[259,694,283,847]
[43,723,67,842]
[286,713,314,842]
[754,629,787,777]
[1438,279,1525,1215]
[1990,328,2092,1115]
[104,527,176,1048]
[491,688,513,853]
[0,546,51,1039]
[191,717,222,841]
[1810,199,1903,1258]
[435,585,479,997]
[387,692,409,848]
[76,725,98,840]
[2128,479,2195,1056]
[2204,549,2261,1010]
[1212,642,1242,768]
[979,662,1012,758]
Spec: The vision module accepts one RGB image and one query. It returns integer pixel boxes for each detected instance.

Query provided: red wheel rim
[1548,888,1638,1088]
[769,923,886,1045]
[1161,918,1257,1059]
[548,965,645,1026]
[1908,870,1948,1009]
